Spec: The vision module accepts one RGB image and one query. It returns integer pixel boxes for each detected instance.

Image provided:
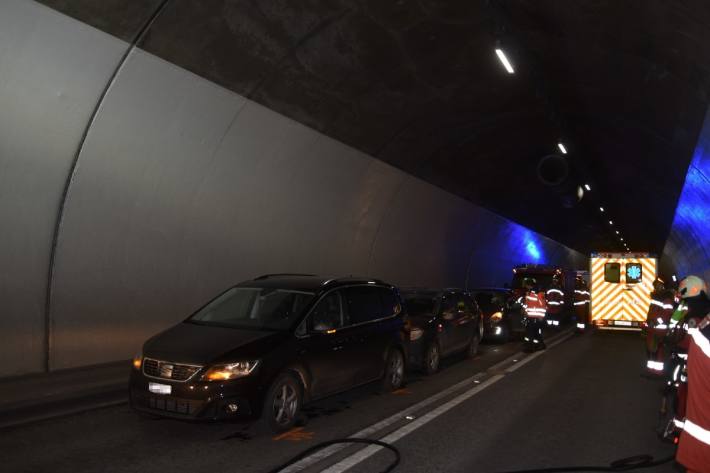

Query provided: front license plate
[149,382,171,395]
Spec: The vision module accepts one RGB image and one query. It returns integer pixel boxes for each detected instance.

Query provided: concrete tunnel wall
[661,105,710,284]
[0,0,586,377]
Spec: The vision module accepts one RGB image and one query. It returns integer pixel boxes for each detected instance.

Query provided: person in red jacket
[676,312,710,473]
[520,277,547,352]
[644,278,675,376]
[667,276,710,444]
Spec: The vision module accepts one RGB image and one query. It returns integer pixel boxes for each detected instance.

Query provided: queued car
[129,274,408,432]
[401,288,483,375]
[471,288,524,343]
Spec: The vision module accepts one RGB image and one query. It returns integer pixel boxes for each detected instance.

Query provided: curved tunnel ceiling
[37,0,710,254]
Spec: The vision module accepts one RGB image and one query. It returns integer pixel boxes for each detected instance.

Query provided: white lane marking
[318,331,574,473]
[279,329,572,472]
[321,375,506,473]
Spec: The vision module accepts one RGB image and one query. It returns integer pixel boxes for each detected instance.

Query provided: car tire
[380,348,405,392]
[423,341,440,375]
[262,372,302,433]
[467,333,480,358]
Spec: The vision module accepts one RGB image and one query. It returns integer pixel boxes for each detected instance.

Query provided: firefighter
[520,277,547,352]
[643,278,674,376]
[545,275,564,328]
[676,311,710,472]
[573,276,591,330]
[667,275,710,440]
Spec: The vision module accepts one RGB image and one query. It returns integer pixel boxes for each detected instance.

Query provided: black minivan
[129,275,408,432]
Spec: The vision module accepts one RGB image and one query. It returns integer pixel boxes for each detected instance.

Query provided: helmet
[678,275,707,299]
[652,278,665,292]
[522,277,536,289]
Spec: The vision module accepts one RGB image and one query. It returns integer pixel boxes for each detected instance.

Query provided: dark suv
[129,275,408,432]
[401,288,483,375]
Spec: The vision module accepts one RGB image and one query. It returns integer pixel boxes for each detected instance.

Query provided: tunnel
[1,1,710,472]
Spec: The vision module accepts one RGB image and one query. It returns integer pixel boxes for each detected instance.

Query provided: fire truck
[590,253,657,330]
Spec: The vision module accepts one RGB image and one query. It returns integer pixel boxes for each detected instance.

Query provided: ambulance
[590,253,657,330]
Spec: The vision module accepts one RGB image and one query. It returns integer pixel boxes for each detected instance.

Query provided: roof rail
[254,273,317,280]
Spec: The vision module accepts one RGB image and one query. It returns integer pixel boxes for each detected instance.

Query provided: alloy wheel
[273,381,299,427]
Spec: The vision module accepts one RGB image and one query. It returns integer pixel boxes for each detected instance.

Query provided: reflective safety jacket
[676,322,710,472]
[522,291,547,319]
[646,291,674,335]
[573,287,590,313]
[545,287,564,315]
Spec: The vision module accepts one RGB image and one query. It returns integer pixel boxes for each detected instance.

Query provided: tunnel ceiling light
[495,49,515,74]
[609,220,613,225]
[557,143,568,154]
[584,184,591,191]
[620,237,624,241]
[599,207,605,212]
[615,230,620,234]
[672,275,677,282]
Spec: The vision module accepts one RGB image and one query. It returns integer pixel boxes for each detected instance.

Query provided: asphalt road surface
[0,329,679,473]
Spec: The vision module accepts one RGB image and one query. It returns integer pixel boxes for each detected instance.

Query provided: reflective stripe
[646,360,664,371]
[657,318,664,325]
[574,301,587,306]
[674,418,685,429]
[655,324,668,329]
[547,289,564,296]
[548,301,562,306]
[678,353,688,360]
[688,328,710,359]
[673,364,681,381]
[650,300,664,308]
[574,290,590,296]
[684,419,710,446]
[670,319,679,327]
[552,320,560,326]
[663,304,674,310]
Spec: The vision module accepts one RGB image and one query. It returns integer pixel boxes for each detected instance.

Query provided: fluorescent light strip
[584,184,591,191]
[558,143,567,154]
[495,49,515,74]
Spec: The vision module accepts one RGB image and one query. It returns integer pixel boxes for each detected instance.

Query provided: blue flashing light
[664,107,710,280]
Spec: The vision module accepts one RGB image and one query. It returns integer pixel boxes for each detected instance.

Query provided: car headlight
[132,353,142,370]
[410,327,424,341]
[202,361,260,381]
[490,311,503,323]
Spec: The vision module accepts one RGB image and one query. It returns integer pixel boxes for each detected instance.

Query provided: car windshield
[188,287,315,331]
[403,293,439,316]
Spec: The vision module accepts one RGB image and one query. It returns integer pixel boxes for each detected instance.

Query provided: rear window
[604,263,621,283]
[626,263,642,284]
[403,293,439,316]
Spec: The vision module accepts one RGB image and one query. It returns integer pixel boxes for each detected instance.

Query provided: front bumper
[129,369,263,421]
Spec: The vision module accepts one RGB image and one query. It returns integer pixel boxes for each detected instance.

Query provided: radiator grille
[142,358,202,381]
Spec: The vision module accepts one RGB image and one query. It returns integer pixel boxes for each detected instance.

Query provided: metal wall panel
[5,4,586,374]
[0,0,125,376]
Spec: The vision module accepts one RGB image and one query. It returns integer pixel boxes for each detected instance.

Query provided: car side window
[463,295,477,313]
[345,286,383,325]
[441,294,461,320]
[309,291,344,332]
[377,287,401,317]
